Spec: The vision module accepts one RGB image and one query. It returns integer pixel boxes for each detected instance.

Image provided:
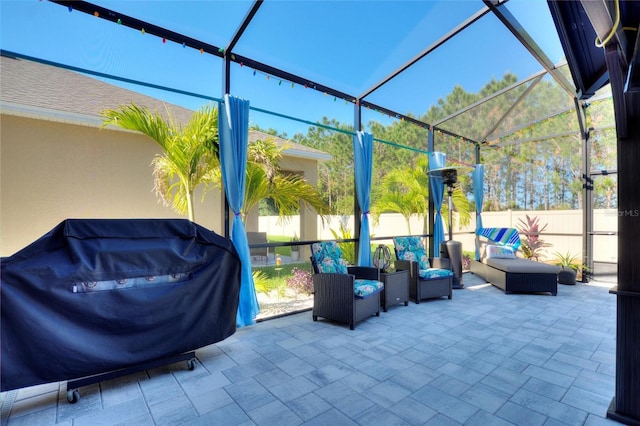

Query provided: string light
[98,15,362,114]
[238,60,360,110]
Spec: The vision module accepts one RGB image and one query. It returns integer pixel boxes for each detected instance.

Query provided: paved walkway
[1,273,619,425]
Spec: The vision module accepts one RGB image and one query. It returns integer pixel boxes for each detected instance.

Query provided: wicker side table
[380,269,409,312]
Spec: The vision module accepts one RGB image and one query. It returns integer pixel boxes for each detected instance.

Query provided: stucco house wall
[0,114,224,256]
[1,55,329,257]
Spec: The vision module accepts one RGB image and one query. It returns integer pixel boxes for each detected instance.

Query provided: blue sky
[1,0,566,137]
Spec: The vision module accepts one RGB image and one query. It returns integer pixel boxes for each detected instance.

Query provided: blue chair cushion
[393,236,430,270]
[312,242,383,298]
[418,268,454,279]
[354,279,384,299]
[394,237,453,280]
[311,241,348,274]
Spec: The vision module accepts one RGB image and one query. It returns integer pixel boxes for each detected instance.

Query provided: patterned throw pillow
[486,244,516,259]
[393,236,430,270]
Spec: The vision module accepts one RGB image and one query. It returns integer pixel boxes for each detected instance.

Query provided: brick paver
[0,274,620,425]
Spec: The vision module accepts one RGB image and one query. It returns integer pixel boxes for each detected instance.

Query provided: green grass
[268,235,294,256]
[256,262,312,279]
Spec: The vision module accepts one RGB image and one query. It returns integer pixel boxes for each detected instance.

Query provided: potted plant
[553,251,580,285]
[290,234,300,261]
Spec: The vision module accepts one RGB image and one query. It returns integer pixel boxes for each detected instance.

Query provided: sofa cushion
[486,258,561,274]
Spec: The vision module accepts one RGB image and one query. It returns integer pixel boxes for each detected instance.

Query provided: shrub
[286,267,313,295]
[462,251,472,271]
[252,270,270,294]
[330,220,355,265]
[516,214,551,261]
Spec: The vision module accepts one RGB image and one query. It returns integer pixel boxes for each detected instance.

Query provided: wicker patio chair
[247,231,269,264]
[310,241,383,330]
[392,236,453,303]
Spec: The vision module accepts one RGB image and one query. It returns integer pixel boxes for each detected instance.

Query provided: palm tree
[372,155,471,235]
[101,102,219,222]
[205,137,331,220]
[103,104,328,223]
[372,167,426,234]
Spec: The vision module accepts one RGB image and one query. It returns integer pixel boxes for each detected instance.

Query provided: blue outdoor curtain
[353,131,373,266]
[473,164,484,260]
[428,151,446,255]
[219,94,260,327]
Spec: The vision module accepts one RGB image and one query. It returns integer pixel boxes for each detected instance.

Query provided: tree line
[288,72,616,219]
[100,71,616,228]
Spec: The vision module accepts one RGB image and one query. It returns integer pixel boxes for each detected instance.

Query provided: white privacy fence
[259,209,618,263]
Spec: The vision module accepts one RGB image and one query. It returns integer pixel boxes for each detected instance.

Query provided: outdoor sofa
[470,239,560,296]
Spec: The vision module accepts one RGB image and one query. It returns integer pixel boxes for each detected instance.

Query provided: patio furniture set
[311,231,563,330]
[309,237,454,330]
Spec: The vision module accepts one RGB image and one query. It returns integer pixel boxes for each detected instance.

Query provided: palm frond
[101,102,173,149]
[243,166,331,218]
[102,103,220,221]
[248,137,284,183]
[183,103,220,159]
[269,174,332,216]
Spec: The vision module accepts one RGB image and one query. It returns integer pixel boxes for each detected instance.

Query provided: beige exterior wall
[1,115,224,256]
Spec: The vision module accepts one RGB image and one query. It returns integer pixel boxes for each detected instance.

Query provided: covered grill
[1,218,241,396]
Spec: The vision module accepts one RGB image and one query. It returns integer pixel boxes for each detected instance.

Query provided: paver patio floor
[1,273,620,425]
